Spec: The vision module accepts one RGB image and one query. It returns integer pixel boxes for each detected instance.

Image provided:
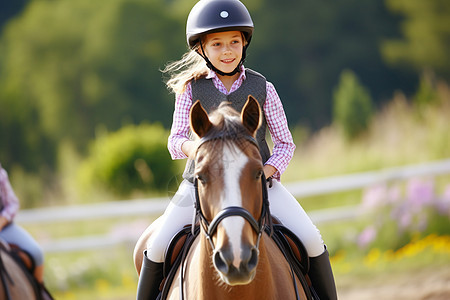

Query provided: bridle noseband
[192,134,273,251]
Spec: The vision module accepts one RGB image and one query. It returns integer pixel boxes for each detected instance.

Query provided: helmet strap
[197,42,249,77]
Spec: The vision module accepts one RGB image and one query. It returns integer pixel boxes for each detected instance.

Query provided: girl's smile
[221,58,236,64]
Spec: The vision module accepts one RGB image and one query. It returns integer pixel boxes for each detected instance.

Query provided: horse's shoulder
[263,233,289,264]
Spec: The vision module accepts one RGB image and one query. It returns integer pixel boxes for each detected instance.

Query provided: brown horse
[135,96,310,299]
[0,241,39,300]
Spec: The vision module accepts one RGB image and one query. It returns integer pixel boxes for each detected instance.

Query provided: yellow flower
[122,273,137,289]
[364,248,381,267]
[95,279,110,294]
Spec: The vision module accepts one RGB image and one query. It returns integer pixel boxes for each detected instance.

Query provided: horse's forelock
[203,107,252,151]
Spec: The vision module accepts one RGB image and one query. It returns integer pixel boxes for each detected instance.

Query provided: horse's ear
[190,100,212,138]
[241,95,261,136]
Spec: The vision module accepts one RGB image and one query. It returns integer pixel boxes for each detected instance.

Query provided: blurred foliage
[413,70,440,107]
[0,0,449,201]
[78,123,177,197]
[43,246,138,299]
[0,0,29,30]
[284,80,450,182]
[247,0,408,128]
[382,0,450,79]
[333,70,373,140]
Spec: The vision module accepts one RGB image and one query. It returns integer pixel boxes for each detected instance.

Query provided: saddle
[269,223,311,284]
[0,240,35,274]
[0,240,40,299]
[157,219,310,299]
[0,240,54,300]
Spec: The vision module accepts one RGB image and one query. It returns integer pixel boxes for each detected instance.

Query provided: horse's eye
[255,170,263,179]
[196,174,207,184]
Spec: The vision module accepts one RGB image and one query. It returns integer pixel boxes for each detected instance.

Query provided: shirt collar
[206,65,247,81]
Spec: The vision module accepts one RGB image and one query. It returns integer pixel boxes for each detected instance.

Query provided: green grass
[45,246,138,300]
[299,190,363,211]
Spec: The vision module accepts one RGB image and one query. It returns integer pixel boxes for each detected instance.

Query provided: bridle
[175,132,302,300]
[178,133,273,299]
[192,133,273,250]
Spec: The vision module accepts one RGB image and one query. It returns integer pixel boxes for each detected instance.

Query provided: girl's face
[202,31,244,74]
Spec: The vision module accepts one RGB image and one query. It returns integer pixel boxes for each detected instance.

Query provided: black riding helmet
[186,0,254,76]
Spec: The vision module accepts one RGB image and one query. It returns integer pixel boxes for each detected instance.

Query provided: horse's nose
[245,247,259,273]
[213,246,259,285]
[213,249,230,275]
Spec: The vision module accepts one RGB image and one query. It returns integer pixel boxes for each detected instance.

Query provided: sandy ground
[337,266,450,300]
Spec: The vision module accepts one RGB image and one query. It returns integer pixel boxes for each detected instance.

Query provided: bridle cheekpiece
[192,133,273,251]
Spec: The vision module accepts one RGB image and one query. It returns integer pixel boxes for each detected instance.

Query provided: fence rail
[16,159,450,253]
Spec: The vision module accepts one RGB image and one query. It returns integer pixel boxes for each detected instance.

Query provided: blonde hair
[162,48,209,95]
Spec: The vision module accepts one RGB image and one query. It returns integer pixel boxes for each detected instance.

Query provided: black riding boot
[308,247,337,300]
[136,251,164,300]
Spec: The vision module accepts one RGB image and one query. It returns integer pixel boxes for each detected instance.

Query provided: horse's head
[190,96,268,286]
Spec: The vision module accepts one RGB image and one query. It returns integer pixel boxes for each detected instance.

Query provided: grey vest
[182,68,271,182]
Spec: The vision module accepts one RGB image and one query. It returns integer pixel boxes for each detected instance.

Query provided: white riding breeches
[146,179,324,262]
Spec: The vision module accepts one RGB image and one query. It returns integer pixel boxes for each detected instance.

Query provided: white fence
[16,159,450,253]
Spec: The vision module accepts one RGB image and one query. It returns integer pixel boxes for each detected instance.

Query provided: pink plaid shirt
[168,67,296,180]
[0,165,19,222]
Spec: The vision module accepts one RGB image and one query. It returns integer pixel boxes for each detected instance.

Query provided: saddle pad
[160,225,200,299]
[163,225,199,278]
[269,224,310,275]
[9,244,35,273]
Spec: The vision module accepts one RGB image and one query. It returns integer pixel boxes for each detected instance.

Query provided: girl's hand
[0,216,9,231]
[181,140,197,160]
[263,164,277,179]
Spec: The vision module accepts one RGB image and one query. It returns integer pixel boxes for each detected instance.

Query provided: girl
[137,0,337,299]
[0,163,45,283]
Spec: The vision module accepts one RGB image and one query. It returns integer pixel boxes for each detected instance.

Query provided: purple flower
[387,184,402,204]
[443,185,450,202]
[406,178,435,210]
[436,184,450,216]
[392,203,413,230]
[357,226,377,248]
[362,184,387,211]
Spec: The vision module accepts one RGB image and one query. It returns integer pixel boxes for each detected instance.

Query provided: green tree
[333,70,373,140]
[382,0,450,79]
[0,0,183,172]
[414,71,439,107]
